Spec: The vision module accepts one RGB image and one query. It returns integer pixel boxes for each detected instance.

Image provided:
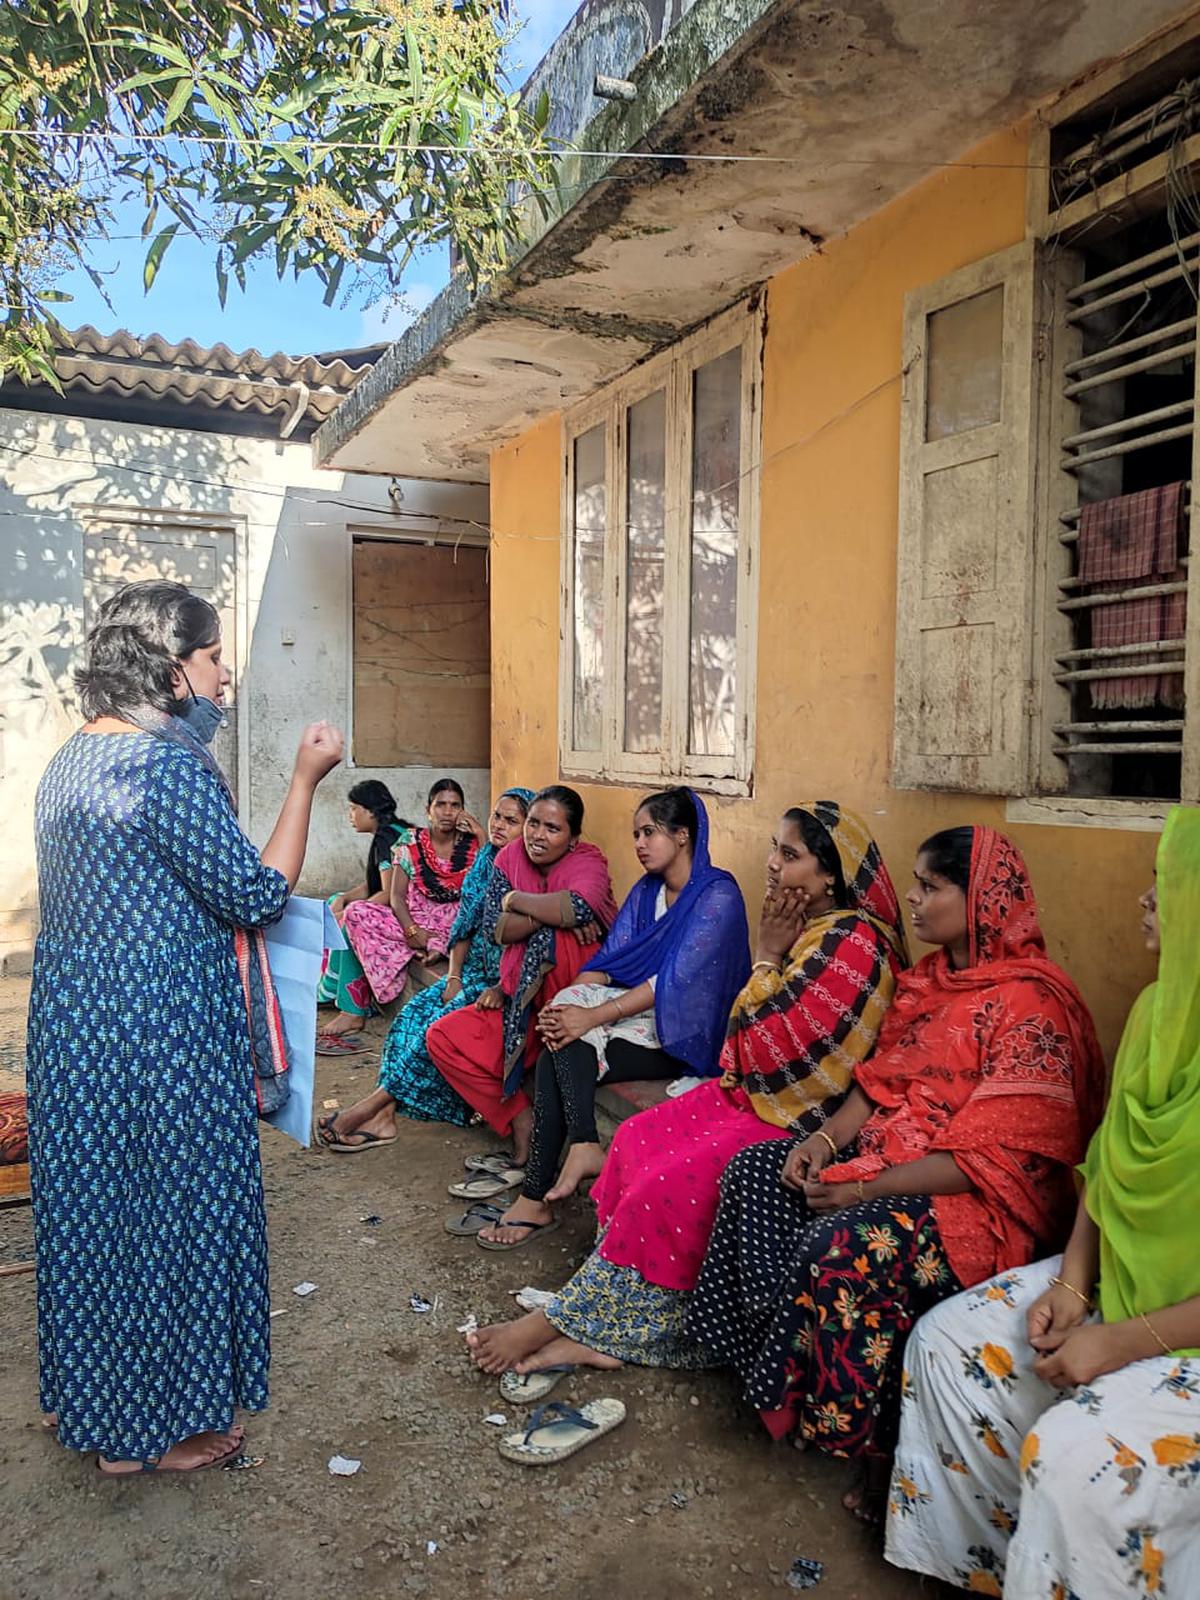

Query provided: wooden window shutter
[893,240,1042,794]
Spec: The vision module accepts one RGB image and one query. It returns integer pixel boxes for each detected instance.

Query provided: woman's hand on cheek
[757,887,810,963]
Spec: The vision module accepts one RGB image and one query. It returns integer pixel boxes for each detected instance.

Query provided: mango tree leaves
[0,0,556,376]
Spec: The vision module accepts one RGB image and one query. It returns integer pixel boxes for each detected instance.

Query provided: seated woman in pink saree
[326,779,479,1050]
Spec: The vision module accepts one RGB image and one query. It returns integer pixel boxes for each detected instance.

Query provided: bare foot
[515,1333,621,1375]
[321,1089,396,1145]
[476,1195,552,1246]
[842,1456,892,1526]
[466,1311,556,1374]
[355,1107,397,1139]
[546,1141,605,1203]
[510,1105,533,1168]
[41,1412,58,1430]
[98,1425,245,1475]
[321,1011,367,1037]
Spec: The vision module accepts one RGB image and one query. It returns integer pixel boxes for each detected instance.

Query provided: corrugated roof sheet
[1,324,386,441]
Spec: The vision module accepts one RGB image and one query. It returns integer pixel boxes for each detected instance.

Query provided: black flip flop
[476,1217,561,1253]
[446,1201,506,1237]
[316,1114,396,1155]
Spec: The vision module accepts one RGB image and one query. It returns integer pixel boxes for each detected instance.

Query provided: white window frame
[558,299,762,795]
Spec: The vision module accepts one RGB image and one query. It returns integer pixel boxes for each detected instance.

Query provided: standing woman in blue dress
[28,580,343,1474]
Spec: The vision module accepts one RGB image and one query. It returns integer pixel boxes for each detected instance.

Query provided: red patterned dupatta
[825,828,1106,1287]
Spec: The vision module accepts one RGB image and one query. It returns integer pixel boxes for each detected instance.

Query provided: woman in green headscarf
[886,806,1200,1598]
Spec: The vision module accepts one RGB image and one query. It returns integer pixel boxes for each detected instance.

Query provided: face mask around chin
[178,694,228,745]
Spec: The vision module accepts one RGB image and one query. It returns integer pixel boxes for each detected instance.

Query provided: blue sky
[54,0,579,356]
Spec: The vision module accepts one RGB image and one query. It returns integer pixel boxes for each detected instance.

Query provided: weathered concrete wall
[0,411,491,966]
[522,0,702,146]
[487,122,1159,1059]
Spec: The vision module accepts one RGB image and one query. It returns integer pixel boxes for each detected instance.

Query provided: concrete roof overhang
[315,0,1194,481]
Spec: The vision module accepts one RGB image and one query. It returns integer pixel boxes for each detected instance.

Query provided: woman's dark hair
[916,826,975,893]
[531,784,585,837]
[637,787,698,847]
[783,807,847,907]
[348,780,400,830]
[427,777,466,806]
[75,580,220,721]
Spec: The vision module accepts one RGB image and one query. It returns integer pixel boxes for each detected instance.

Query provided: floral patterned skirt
[887,1255,1200,1598]
[687,1137,960,1458]
[547,1234,709,1369]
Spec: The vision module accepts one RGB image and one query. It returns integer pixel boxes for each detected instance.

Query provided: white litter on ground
[292,1282,318,1297]
[511,1286,555,1312]
[457,1314,479,1335]
[483,1413,508,1426]
[328,1455,361,1476]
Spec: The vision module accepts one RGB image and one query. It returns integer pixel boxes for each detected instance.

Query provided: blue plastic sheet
[261,897,344,1148]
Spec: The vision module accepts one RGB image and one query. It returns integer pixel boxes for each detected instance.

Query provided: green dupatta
[1082,806,1200,1351]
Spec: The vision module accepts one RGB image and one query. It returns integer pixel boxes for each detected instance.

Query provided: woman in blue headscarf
[317,786,536,1151]
[472,787,750,1250]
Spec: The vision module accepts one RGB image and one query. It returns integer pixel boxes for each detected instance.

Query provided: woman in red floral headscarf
[688,825,1105,1522]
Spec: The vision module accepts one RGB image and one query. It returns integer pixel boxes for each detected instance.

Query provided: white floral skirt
[886,1254,1200,1597]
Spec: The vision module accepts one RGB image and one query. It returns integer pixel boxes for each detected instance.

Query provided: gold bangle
[610,994,625,1020]
[1050,1275,1093,1310]
[502,891,515,913]
[856,1179,865,1204]
[751,959,779,974]
[1140,1311,1173,1357]
[815,1129,839,1160]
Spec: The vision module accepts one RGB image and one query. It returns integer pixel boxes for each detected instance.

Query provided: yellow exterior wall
[488,124,1158,1057]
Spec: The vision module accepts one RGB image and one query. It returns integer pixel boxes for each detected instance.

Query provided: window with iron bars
[1037,59,1200,804]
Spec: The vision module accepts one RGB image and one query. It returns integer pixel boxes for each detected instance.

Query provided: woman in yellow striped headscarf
[466,802,906,1378]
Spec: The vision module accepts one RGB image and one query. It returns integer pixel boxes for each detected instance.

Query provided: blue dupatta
[582,790,749,1077]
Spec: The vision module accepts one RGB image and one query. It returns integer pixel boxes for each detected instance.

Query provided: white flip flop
[498,1398,626,1466]
[499,1365,576,1404]
[448,1167,525,1200]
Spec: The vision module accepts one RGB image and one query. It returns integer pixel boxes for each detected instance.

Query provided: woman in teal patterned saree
[317,786,535,1150]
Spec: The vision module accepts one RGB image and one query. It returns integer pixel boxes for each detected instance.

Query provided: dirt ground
[0,976,937,1600]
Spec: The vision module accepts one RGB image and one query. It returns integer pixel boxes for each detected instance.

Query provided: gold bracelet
[1050,1275,1093,1310]
[751,958,780,974]
[815,1129,839,1160]
[610,994,625,1020]
[502,891,515,913]
[1140,1311,1173,1357]
[856,1179,865,1204]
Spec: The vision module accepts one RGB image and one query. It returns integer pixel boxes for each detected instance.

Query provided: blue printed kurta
[27,730,289,1462]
